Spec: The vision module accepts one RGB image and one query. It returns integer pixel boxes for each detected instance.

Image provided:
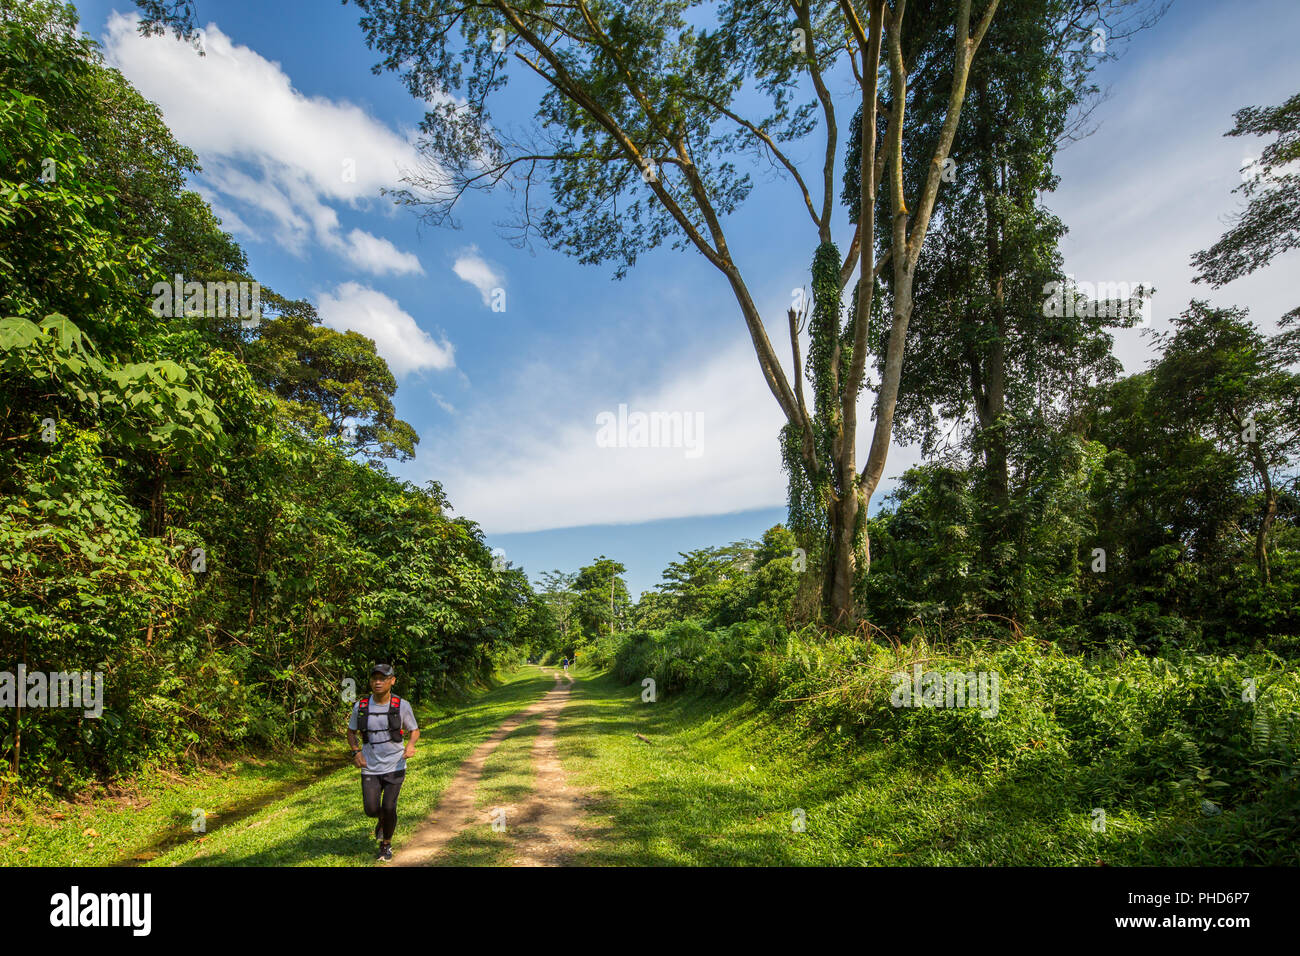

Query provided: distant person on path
[562,656,570,673]
[347,664,419,862]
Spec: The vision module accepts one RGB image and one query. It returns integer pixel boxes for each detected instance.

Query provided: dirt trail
[507,668,586,866]
[391,667,587,867]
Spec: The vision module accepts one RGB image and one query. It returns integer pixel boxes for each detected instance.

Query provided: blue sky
[70,0,1300,596]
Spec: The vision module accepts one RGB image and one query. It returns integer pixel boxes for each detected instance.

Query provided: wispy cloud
[452,246,504,306]
[437,341,782,532]
[103,13,426,277]
[340,229,423,277]
[1051,0,1300,371]
[429,332,918,533]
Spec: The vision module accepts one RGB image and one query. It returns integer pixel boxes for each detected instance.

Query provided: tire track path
[391,668,586,867]
[508,668,586,866]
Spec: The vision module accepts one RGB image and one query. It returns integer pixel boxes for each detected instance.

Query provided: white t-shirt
[348,697,418,775]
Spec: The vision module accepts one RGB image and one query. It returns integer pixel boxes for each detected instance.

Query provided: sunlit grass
[8,662,1289,867]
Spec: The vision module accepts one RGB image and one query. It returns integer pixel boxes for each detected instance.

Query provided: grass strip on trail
[429,684,545,867]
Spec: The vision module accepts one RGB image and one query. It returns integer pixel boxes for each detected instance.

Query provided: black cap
[371,663,394,677]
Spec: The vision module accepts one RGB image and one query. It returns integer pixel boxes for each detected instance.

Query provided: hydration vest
[357,695,405,744]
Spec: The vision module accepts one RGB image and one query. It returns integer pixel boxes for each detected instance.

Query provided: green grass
[0,666,556,867]
[0,738,345,867]
[432,683,545,866]
[556,666,1288,866]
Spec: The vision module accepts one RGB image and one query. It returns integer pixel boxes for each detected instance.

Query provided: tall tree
[248,291,420,462]
[138,0,1005,625]
[1147,302,1300,583]
[841,0,1160,617]
[323,0,1004,627]
[1186,92,1300,585]
[573,556,630,638]
[538,569,579,642]
[652,541,757,620]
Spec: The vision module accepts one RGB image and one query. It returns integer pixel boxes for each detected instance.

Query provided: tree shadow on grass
[875,747,1300,866]
[567,776,813,866]
[1091,774,1300,866]
[112,751,351,867]
[170,777,379,867]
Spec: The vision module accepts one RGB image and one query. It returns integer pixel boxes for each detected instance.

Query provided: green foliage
[780,242,846,599]
[248,291,419,462]
[1192,91,1300,303]
[0,5,533,802]
[851,296,1300,656]
[597,618,1300,861]
[532,569,577,655]
[605,620,783,696]
[572,556,631,639]
[630,525,804,630]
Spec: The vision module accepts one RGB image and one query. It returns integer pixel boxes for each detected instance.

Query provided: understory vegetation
[584,621,1299,863]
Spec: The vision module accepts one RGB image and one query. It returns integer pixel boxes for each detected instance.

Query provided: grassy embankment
[555,664,1298,866]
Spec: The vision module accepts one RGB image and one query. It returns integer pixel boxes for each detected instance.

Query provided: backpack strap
[357,696,371,744]
[388,696,404,742]
[357,695,404,744]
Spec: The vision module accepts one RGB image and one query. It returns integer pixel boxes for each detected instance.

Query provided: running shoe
[377,843,393,863]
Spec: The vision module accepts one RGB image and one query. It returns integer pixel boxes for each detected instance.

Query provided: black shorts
[361,770,406,813]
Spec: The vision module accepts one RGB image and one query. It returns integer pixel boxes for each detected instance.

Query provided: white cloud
[317,283,454,377]
[434,333,922,533]
[340,229,424,277]
[440,342,781,532]
[102,13,426,276]
[1051,0,1300,373]
[452,246,504,306]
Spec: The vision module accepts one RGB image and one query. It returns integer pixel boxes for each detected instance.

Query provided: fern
[1253,710,1272,751]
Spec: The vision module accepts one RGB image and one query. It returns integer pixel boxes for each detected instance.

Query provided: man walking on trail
[347,664,419,862]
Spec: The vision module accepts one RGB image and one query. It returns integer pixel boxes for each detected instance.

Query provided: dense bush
[603,621,1300,827]
[603,620,783,695]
